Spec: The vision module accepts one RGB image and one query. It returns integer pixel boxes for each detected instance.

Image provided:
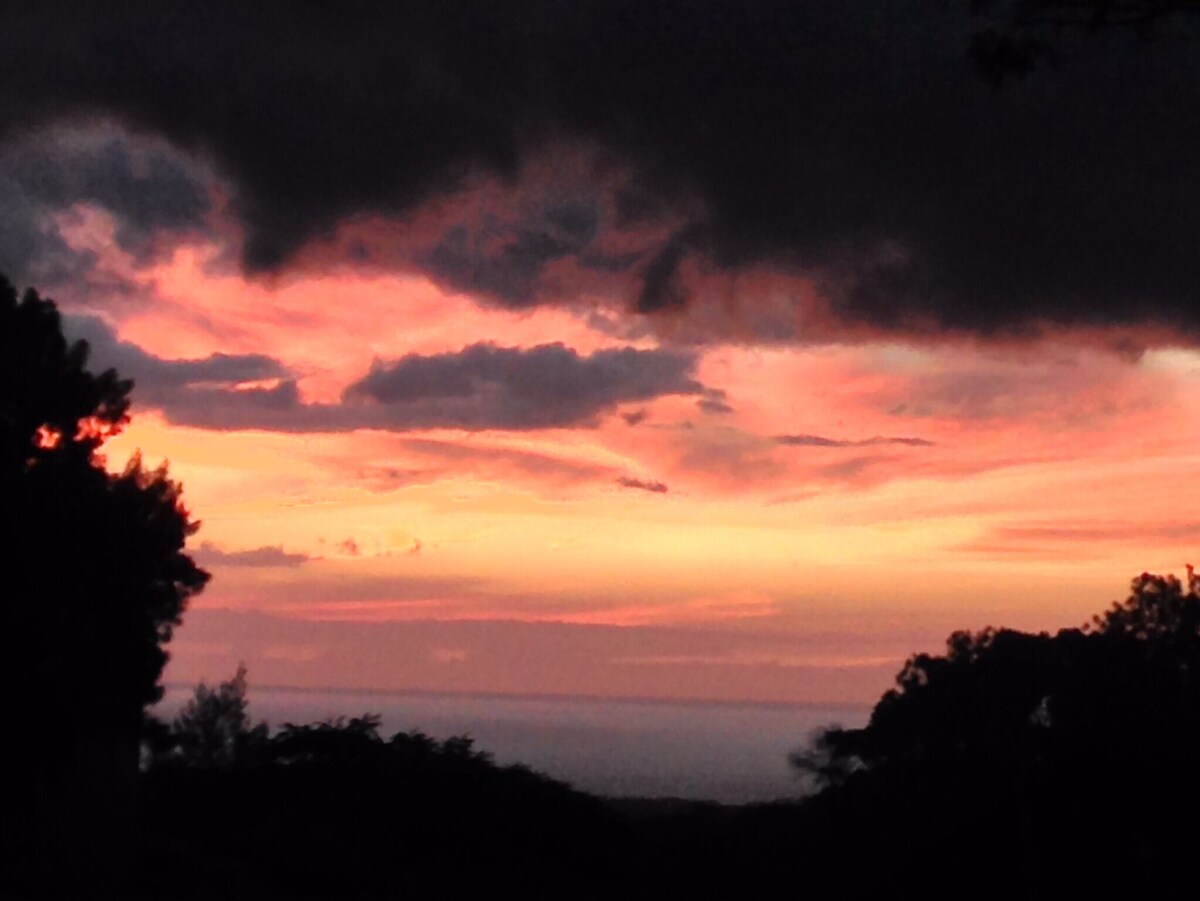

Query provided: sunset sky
[4,1,1200,704]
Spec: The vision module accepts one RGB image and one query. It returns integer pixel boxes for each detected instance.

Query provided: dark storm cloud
[424,201,604,305]
[636,229,698,313]
[0,127,210,290]
[1,129,209,257]
[65,323,710,432]
[775,434,935,448]
[343,343,706,430]
[6,2,1200,337]
[0,169,87,288]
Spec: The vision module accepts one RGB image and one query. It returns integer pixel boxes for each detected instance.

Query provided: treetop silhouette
[796,568,1200,786]
[164,663,269,768]
[0,274,131,465]
[1,275,209,724]
[783,569,1200,899]
[0,273,209,892]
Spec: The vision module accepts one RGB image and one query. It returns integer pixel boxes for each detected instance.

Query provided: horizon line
[160,681,874,713]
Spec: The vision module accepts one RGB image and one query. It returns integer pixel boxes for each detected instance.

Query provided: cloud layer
[5,2,1200,340]
[0,126,210,291]
[345,343,705,429]
[775,435,935,449]
[67,317,709,432]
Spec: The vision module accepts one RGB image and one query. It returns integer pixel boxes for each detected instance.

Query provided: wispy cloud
[616,476,669,494]
[193,542,311,569]
[775,434,934,448]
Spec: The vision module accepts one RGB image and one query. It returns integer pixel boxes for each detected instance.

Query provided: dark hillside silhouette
[0,274,209,895]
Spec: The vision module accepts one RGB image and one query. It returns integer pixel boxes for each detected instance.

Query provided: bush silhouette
[140,668,628,898]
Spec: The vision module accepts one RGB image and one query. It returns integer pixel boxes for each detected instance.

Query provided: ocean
[154,685,870,804]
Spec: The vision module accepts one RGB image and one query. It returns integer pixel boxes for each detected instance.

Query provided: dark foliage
[157,664,269,768]
[0,274,208,895]
[139,670,628,899]
[786,569,1200,899]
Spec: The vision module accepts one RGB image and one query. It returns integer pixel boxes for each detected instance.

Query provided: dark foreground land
[129,758,1195,901]
[15,570,1200,900]
[11,697,1200,899]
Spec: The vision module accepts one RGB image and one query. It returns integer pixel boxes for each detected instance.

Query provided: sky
[4,1,1200,705]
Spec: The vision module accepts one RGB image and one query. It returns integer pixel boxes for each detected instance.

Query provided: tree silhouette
[796,569,1200,779]
[791,569,1200,898]
[0,274,209,892]
[164,663,269,768]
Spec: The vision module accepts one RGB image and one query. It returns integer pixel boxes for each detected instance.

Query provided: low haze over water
[157,685,869,804]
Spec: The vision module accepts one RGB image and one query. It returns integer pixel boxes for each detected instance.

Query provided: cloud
[621,409,648,426]
[775,434,934,448]
[344,342,706,430]
[812,454,899,485]
[0,124,211,292]
[146,345,707,432]
[0,167,90,290]
[5,3,1200,341]
[423,200,605,305]
[1,126,210,257]
[671,425,786,489]
[212,572,486,609]
[66,314,289,387]
[956,520,1200,558]
[616,476,668,494]
[363,438,611,487]
[555,591,779,627]
[193,542,311,568]
[696,389,734,415]
[61,318,712,434]
[869,349,1170,427]
[61,314,293,418]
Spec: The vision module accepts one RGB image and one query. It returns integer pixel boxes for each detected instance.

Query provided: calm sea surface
[155,685,869,804]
